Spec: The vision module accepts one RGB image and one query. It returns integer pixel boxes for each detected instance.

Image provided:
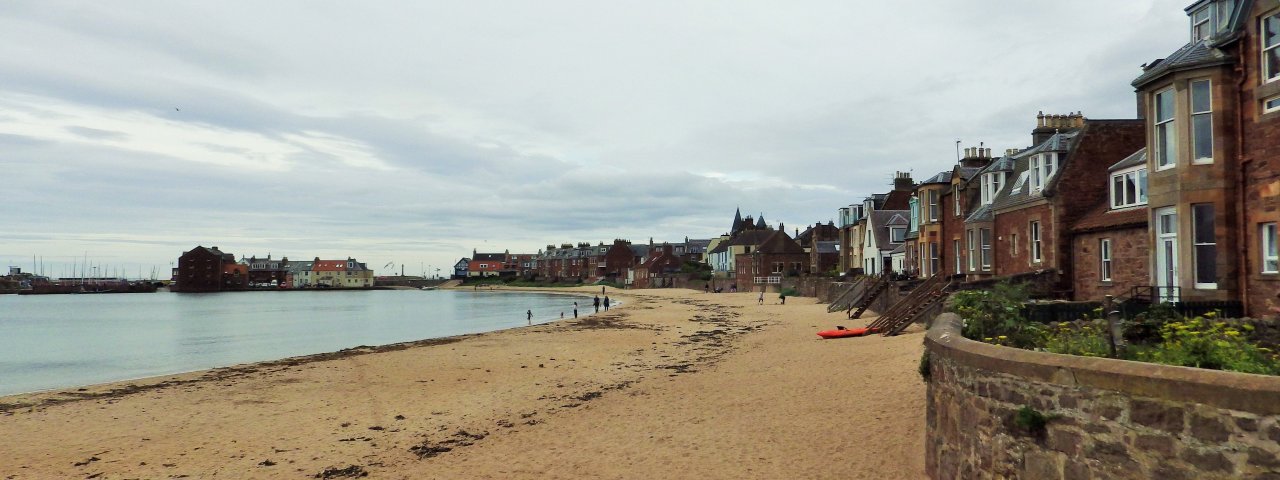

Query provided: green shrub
[918,350,932,383]
[952,282,1038,348]
[1041,322,1113,357]
[1014,405,1048,435]
[1133,315,1280,375]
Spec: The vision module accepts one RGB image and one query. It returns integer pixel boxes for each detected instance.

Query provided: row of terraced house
[835,0,1280,318]
[172,246,375,292]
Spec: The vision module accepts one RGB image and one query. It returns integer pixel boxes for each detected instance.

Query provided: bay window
[1265,13,1280,83]
[1192,203,1217,288]
[1191,80,1213,163]
[1155,88,1177,169]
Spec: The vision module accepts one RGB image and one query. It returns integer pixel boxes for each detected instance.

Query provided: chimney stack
[959,143,993,169]
[1033,111,1085,145]
[893,171,915,191]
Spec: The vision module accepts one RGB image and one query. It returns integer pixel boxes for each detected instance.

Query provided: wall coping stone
[927,312,1280,414]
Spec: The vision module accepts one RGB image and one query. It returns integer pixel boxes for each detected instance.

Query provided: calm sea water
[0,289,594,396]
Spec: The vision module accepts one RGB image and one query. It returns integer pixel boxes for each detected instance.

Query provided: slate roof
[754,231,806,254]
[869,210,909,252]
[889,243,907,255]
[474,252,506,261]
[921,171,953,185]
[815,241,839,254]
[965,204,994,223]
[1072,200,1149,234]
[882,190,913,210]
[1131,0,1253,88]
[1111,148,1147,171]
[955,166,984,182]
[987,130,1082,212]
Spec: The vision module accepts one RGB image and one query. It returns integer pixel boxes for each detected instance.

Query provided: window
[1030,221,1042,263]
[1266,95,1280,114]
[967,230,975,272]
[980,229,992,271]
[1011,233,1019,256]
[1192,203,1217,288]
[954,186,961,217]
[930,242,940,276]
[928,190,939,222]
[1264,223,1280,273]
[1110,167,1149,209]
[1191,80,1213,163]
[1266,13,1280,83]
[891,227,906,243]
[1030,153,1058,191]
[1155,88,1177,169]
[954,239,962,274]
[1100,238,1113,281]
[1191,6,1212,40]
[981,173,1003,205]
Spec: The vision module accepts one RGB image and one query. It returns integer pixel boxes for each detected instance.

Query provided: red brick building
[734,230,807,289]
[633,244,683,288]
[1070,149,1152,300]
[174,245,243,292]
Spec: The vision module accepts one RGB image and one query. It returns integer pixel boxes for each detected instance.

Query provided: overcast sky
[0,1,1195,278]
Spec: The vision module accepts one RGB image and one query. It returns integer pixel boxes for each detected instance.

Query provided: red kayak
[817,327,877,339]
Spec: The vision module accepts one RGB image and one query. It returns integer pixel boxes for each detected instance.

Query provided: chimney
[1032,111,1085,145]
[893,171,915,191]
[959,142,993,169]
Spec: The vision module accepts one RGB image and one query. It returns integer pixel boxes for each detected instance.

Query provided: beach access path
[0,287,925,479]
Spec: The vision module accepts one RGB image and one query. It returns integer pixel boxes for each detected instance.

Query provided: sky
[0,0,1196,279]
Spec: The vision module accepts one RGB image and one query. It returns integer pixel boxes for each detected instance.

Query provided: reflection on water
[0,290,585,396]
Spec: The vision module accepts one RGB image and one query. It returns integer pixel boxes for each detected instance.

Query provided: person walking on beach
[704,283,709,293]
[779,291,786,305]
[527,310,532,325]
[758,290,764,305]
[601,286,606,294]
[593,295,600,313]
[603,296,610,311]
[573,302,578,318]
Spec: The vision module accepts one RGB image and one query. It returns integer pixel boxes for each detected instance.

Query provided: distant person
[561,312,564,319]
[758,290,764,305]
[602,286,606,294]
[603,296,610,311]
[704,283,709,293]
[779,291,786,305]
[527,310,532,325]
[573,302,578,318]
[593,295,601,313]
[731,283,737,293]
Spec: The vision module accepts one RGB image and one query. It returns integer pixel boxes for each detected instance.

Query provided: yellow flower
[984,337,994,342]
[997,335,1008,341]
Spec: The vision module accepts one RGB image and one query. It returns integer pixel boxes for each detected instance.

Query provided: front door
[1154,207,1179,302]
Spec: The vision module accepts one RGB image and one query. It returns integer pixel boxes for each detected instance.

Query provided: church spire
[731,207,744,235]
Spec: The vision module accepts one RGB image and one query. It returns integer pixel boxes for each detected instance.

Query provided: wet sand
[0,287,925,479]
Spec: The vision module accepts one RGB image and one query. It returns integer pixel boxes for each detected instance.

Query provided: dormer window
[1029,153,1058,191]
[980,172,1004,205]
[1191,6,1212,40]
[890,227,906,243]
[1110,166,1149,209]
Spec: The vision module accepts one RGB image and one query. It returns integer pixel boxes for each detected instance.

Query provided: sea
[0,289,594,397]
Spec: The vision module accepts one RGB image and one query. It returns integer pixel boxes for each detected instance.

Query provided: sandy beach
[0,287,925,479]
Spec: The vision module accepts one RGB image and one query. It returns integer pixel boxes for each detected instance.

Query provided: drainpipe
[1235,41,1249,314]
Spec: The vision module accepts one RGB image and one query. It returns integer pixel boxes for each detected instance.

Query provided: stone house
[839,173,914,276]
[907,171,953,278]
[1132,0,1280,311]
[1071,148,1153,300]
[242,255,289,286]
[633,243,683,288]
[942,147,993,277]
[313,258,374,288]
[863,209,910,276]
[796,221,840,274]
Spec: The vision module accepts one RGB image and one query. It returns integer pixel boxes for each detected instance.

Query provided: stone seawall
[925,312,1280,479]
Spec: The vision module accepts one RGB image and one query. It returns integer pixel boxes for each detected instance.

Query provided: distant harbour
[0,289,588,396]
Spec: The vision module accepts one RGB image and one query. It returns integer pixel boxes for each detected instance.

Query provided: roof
[882,190,912,210]
[868,210,909,251]
[889,243,907,255]
[986,130,1083,212]
[965,203,994,223]
[1111,148,1147,171]
[1131,0,1253,89]
[313,260,348,272]
[474,252,505,261]
[754,231,806,255]
[815,241,839,254]
[920,171,953,185]
[287,261,314,273]
[1072,201,1149,233]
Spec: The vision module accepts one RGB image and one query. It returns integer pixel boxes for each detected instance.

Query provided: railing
[753,276,782,284]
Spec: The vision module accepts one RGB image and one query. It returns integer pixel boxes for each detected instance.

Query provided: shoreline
[0,288,925,479]
[0,288,619,404]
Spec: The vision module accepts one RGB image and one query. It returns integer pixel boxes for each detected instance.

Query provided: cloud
[0,0,1194,275]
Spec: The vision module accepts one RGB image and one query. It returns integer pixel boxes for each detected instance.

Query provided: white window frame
[1100,238,1113,281]
[1154,88,1177,170]
[980,228,992,271]
[1192,203,1218,289]
[954,239,962,275]
[1263,223,1279,274]
[1030,221,1042,263]
[967,230,976,272]
[890,227,906,243]
[954,185,961,217]
[1011,233,1019,257]
[929,242,940,276]
[1110,166,1149,209]
[1190,79,1213,164]
[928,189,940,222]
[1265,13,1280,84]
[1265,95,1280,114]
[1191,6,1212,40]
[1030,153,1058,192]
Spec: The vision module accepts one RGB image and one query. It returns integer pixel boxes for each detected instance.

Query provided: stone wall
[926,312,1280,479]
[1072,226,1149,302]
